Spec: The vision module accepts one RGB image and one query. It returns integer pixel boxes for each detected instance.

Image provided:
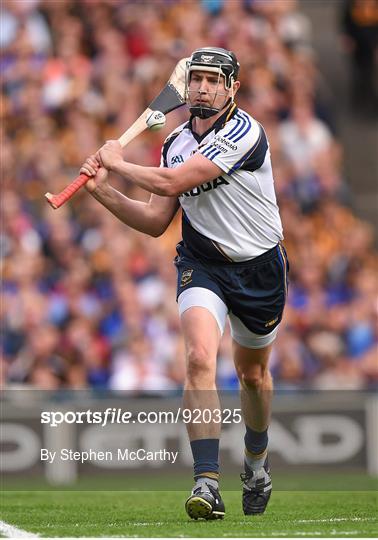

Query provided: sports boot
[185,482,225,520]
[240,457,272,515]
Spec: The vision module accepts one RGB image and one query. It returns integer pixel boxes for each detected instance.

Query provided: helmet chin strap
[188,91,231,119]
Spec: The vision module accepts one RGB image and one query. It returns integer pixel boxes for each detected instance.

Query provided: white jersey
[161,105,283,262]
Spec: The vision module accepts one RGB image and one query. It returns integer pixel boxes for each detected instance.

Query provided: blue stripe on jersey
[203,111,253,164]
[202,144,217,157]
[228,125,267,173]
[202,147,222,160]
[227,113,247,142]
[223,115,244,139]
[232,111,252,143]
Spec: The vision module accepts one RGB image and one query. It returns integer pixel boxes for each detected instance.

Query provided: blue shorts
[174,241,289,336]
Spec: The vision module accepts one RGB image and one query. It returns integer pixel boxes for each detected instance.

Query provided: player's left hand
[97,140,123,170]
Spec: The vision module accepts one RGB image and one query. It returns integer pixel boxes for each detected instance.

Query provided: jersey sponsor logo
[214,136,237,151]
[171,155,184,165]
[212,142,228,153]
[181,176,230,198]
[180,269,193,286]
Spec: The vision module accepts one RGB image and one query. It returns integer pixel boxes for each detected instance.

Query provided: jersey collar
[187,102,239,143]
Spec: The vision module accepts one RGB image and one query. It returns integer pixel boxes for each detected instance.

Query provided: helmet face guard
[185,47,240,119]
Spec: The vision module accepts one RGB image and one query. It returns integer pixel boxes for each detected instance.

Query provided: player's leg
[225,243,288,515]
[233,341,273,434]
[178,288,227,520]
[230,317,278,515]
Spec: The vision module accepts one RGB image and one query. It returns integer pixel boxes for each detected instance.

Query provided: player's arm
[80,157,179,237]
[97,141,223,197]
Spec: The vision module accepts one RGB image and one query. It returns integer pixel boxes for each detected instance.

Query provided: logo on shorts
[181,269,193,287]
[265,316,279,328]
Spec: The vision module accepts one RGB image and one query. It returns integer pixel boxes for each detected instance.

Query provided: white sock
[194,477,219,491]
[245,450,267,472]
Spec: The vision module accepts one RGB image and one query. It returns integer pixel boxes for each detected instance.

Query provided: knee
[186,344,214,387]
[240,365,270,391]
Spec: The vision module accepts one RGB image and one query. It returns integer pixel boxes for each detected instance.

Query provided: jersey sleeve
[160,121,188,168]
[160,133,174,168]
[199,112,267,174]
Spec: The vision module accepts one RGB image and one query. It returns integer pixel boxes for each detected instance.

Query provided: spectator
[1,0,376,391]
[341,0,378,116]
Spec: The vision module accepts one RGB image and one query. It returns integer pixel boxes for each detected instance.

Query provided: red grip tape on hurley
[45,173,90,209]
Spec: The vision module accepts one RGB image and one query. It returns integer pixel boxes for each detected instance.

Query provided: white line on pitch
[0,520,39,538]
[223,533,323,537]
[296,517,376,523]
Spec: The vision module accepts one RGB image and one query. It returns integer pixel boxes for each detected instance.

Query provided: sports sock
[244,449,267,472]
[194,476,219,491]
[244,425,268,471]
[190,438,219,484]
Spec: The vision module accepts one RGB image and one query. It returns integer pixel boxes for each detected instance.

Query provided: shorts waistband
[226,244,280,267]
[180,242,281,267]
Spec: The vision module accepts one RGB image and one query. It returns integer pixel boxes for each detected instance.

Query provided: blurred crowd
[1,0,377,391]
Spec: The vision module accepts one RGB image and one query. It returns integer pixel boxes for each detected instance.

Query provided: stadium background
[1,0,377,393]
[1,4,378,537]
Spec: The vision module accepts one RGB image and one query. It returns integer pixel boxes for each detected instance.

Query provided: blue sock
[190,438,219,481]
[244,425,268,455]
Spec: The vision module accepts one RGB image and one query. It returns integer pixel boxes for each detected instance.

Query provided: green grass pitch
[1,490,377,537]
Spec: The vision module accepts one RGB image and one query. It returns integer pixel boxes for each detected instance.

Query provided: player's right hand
[80,155,109,193]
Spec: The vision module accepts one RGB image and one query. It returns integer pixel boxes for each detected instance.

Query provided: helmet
[187,47,239,89]
[185,47,240,119]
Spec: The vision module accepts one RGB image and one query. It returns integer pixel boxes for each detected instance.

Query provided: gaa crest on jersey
[181,269,193,286]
